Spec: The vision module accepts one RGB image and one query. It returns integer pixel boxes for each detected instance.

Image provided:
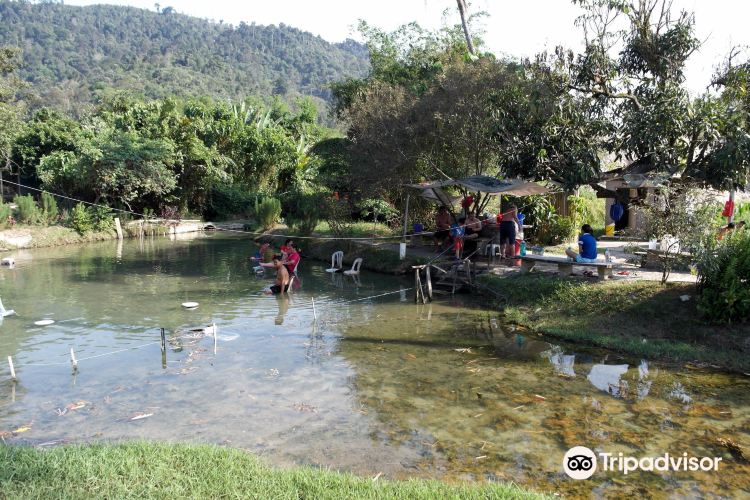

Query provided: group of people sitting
[433,204,522,260]
[718,220,746,241]
[251,239,301,294]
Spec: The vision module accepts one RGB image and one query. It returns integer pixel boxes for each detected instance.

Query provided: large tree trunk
[456,0,477,56]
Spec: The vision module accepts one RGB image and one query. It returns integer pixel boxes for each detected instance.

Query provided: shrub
[91,206,115,232]
[40,191,59,224]
[204,185,257,220]
[568,193,604,231]
[696,230,750,323]
[0,202,11,229]
[284,192,327,236]
[70,202,93,234]
[535,215,577,246]
[285,192,322,236]
[642,187,719,284]
[355,198,399,223]
[323,197,355,238]
[256,197,282,230]
[13,194,41,224]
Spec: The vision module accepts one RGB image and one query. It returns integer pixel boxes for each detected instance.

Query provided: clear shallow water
[0,234,749,497]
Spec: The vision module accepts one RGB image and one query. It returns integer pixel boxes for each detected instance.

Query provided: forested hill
[0,1,369,114]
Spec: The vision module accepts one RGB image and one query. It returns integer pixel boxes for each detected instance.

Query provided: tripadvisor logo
[563,446,597,480]
[563,446,722,480]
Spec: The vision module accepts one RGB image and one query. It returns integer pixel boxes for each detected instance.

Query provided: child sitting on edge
[566,224,598,263]
[451,220,465,260]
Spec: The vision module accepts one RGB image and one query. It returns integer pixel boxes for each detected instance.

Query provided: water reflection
[543,346,576,378]
[587,364,630,396]
[275,296,290,325]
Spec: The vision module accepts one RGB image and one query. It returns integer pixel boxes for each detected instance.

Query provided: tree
[0,47,22,175]
[641,185,718,284]
[557,0,723,194]
[12,108,83,188]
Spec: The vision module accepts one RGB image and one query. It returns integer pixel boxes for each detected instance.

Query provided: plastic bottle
[520,240,527,256]
[605,248,611,263]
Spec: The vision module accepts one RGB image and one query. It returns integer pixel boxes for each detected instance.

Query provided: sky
[64,0,750,95]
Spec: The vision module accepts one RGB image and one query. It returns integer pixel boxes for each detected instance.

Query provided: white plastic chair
[288,259,300,275]
[326,251,344,273]
[344,258,363,276]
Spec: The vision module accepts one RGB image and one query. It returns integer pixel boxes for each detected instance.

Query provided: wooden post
[114,217,124,240]
[402,194,410,242]
[213,323,217,355]
[8,355,16,381]
[70,348,78,372]
[425,266,433,301]
[311,297,317,323]
[728,189,735,224]
[160,327,166,353]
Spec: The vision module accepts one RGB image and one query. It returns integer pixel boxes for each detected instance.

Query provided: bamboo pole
[70,348,78,372]
[8,355,16,380]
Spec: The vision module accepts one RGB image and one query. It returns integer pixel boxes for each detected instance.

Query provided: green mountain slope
[0,1,369,113]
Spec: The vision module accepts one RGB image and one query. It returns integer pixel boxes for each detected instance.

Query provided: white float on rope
[34,319,55,326]
[181,302,199,309]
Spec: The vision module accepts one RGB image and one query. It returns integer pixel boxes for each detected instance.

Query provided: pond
[0,234,748,497]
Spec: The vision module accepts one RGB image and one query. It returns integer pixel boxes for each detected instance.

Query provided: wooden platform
[520,255,613,280]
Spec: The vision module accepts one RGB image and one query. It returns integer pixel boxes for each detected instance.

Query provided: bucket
[605,224,615,236]
[413,223,424,234]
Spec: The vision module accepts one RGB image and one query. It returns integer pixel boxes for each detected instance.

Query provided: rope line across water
[4,286,416,375]
[1,179,504,242]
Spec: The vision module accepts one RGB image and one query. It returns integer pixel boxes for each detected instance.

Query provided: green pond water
[0,234,748,498]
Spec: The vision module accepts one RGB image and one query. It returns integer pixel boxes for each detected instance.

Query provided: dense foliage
[10,94,329,216]
[0,1,368,118]
[697,230,750,323]
[334,1,750,217]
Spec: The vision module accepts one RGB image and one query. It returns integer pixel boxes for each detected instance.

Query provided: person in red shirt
[282,241,301,274]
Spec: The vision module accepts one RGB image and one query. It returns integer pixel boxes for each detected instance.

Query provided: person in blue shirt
[565,224,598,263]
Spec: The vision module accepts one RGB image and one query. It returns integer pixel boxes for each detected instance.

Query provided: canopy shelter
[406,175,551,214]
[409,175,550,196]
[398,175,552,242]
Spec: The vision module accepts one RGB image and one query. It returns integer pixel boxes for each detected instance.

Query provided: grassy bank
[0,225,118,251]
[478,273,750,372]
[0,443,545,499]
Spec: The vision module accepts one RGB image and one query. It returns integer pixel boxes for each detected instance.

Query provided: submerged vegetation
[480,273,750,372]
[0,443,545,499]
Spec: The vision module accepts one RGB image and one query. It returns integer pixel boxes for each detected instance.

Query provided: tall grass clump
[13,194,41,224]
[69,202,93,234]
[285,191,321,235]
[0,202,11,229]
[40,191,59,224]
[256,197,282,230]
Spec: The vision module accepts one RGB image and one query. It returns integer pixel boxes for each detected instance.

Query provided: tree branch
[569,84,643,110]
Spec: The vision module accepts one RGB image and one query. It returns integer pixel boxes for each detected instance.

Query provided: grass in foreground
[479,273,750,372]
[0,442,545,499]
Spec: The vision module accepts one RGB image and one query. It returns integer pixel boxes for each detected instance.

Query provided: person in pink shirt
[282,241,301,274]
